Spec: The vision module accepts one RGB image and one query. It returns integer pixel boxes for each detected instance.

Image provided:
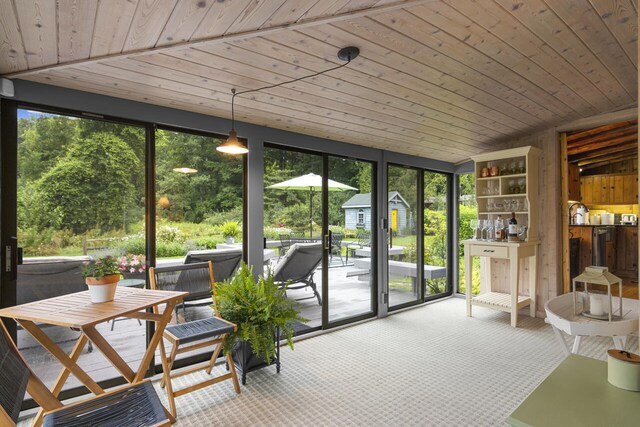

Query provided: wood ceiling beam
[2,0,436,79]
[566,120,636,142]
[577,149,638,167]
[567,132,638,155]
[566,124,637,150]
[570,142,638,163]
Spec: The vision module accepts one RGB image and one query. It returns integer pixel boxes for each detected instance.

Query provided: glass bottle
[508,212,518,242]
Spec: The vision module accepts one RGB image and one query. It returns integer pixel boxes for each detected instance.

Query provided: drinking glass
[470,219,479,239]
[518,160,525,173]
[480,220,491,240]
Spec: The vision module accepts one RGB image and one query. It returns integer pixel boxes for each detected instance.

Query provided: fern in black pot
[213,262,306,384]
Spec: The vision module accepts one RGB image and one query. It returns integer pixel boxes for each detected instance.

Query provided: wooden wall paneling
[57,0,99,62]
[545,0,638,96]
[0,0,28,73]
[623,174,638,203]
[155,0,215,47]
[412,2,590,117]
[124,0,178,50]
[13,0,58,69]
[226,0,288,33]
[95,57,471,159]
[439,1,607,116]
[498,0,634,105]
[298,25,534,132]
[214,36,511,141]
[613,175,625,203]
[562,133,570,294]
[568,164,581,201]
[90,0,139,57]
[373,9,571,118]
[592,0,638,67]
[325,18,545,128]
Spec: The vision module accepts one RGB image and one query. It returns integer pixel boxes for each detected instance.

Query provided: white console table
[462,239,539,327]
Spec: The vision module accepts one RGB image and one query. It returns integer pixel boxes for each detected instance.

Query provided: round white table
[545,292,638,355]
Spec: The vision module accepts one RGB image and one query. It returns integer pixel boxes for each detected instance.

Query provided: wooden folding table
[0,287,188,426]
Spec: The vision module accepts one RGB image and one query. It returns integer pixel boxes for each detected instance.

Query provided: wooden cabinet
[568,164,581,201]
[580,174,638,205]
[569,226,592,274]
[615,226,638,279]
[472,146,541,242]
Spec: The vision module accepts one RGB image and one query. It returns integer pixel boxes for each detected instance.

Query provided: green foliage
[156,241,187,258]
[214,263,306,364]
[263,227,292,240]
[193,236,219,249]
[220,221,241,239]
[203,206,243,226]
[156,224,183,243]
[81,255,121,279]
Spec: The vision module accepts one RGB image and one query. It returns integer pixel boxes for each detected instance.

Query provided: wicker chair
[149,261,240,418]
[272,243,323,305]
[0,320,170,427]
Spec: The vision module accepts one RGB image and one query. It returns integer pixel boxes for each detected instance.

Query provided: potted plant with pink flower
[82,254,147,303]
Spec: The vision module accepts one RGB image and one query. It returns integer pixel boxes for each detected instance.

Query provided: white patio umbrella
[267,173,357,236]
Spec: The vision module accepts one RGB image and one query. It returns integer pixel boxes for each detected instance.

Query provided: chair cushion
[42,381,166,427]
[166,317,235,344]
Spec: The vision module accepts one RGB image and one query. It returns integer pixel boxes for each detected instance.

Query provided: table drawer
[469,244,508,258]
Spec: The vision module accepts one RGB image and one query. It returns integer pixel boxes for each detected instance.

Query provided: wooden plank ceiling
[1,0,637,163]
[567,120,638,168]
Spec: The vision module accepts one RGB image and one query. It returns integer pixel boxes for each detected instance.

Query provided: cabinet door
[615,227,638,278]
[580,176,593,204]
[611,175,624,204]
[622,174,638,204]
[594,176,609,203]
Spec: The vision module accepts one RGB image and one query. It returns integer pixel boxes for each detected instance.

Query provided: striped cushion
[166,317,235,344]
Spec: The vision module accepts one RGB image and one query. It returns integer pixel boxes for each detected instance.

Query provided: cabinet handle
[483,249,495,253]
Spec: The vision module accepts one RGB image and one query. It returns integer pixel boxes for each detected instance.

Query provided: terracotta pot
[85,274,120,303]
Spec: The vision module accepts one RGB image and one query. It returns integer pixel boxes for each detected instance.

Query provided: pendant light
[217,46,360,155]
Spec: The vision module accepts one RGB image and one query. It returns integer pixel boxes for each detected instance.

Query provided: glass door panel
[388,165,419,308]
[327,157,374,323]
[154,127,244,363]
[16,108,146,390]
[457,173,478,295]
[423,171,449,298]
[264,146,323,329]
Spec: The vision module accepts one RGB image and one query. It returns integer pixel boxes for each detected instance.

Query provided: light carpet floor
[20,297,637,426]
[159,298,637,426]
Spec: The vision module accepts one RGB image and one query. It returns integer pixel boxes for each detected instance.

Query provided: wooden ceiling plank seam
[543,0,638,99]
[112,54,489,153]
[341,14,559,123]
[192,39,516,138]
[566,119,637,140]
[226,0,289,34]
[90,0,140,57]
[374,8,574,118]
[3,0,435,78]
[123,0,178,51]
[0,0,29,73]
[22,71,418,156]
[209,37,518,137]
[260,0,321,28]
[57,0,99,63]
[590,0,638,67]
[569,140,639,162]
[166,43,505,143]
[14,0,58,69]
[440,0,608,115]
[335,0,381,14]
[496,0,634,106]
[407,2,595,117]
[298,0,351,20]
[567,133,638,156]
[323,19,546,128]
[296,25,538,130]
[156,0,216,47]
[191,0,255,40]
[81,59,476,156]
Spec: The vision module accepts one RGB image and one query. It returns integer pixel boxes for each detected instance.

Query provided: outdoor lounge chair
[178,249,242,320]
[0,320,171,427]
[345,231,371,264]
[329,233,344,265]
[278,234,292,261]
[272,243,323,305]
[150,261,241,418]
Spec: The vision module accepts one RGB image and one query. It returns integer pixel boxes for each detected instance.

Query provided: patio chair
[278,234,292,261]
[346,231,371,264]
[273,243,323,305]
[149,261,241,418]
[178,249,242,320]
[329,233,344,265]
[0,320,170,427]
[290,231,307,243]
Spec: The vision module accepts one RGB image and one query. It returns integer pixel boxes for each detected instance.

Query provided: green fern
[213,262,307,364]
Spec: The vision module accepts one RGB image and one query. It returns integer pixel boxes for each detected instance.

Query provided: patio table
[0,286,187,426]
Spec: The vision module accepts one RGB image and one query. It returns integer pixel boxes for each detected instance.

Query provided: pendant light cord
[230,52,356,131]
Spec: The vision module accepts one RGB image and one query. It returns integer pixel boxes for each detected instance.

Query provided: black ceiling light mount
[217,46,360,155]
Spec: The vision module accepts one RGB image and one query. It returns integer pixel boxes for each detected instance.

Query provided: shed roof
[342,191,409,209]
